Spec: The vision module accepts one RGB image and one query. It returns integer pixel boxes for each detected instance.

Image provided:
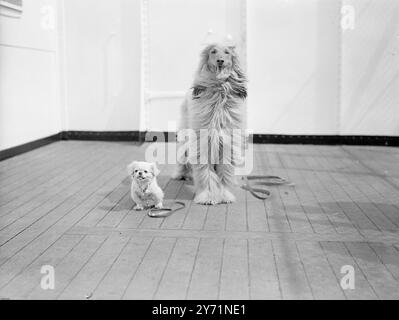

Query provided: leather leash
[147,175,293,217]
[147,201,186,218]
[240,175,294,200]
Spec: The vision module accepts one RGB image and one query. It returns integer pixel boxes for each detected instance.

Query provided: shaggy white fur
[127,161,164,210]
[174,44,247,205]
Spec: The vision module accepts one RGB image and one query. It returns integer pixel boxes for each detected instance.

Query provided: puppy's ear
[151,162,160,177]
[127,161,138,176]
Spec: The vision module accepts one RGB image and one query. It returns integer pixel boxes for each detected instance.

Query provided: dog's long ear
[151,162,160,177]
[197,44,214,74]
[127,161,138,176]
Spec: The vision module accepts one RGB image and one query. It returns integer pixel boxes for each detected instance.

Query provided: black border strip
[1,131,398,162]
[61,131,145,142]
[252,134,399,146]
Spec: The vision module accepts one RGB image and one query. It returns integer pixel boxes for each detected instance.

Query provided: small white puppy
[127,161,164,211]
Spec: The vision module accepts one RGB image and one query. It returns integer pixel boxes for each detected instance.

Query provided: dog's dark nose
[217,59,224,64]
[138,171,143,176]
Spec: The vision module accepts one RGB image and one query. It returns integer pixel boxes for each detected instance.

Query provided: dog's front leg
[131,191,145,211]
[216,163,236,203]
[193,164,222,205]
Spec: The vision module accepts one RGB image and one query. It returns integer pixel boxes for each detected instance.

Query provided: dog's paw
[194,189,218,205]
[220,189,236,204]
[154,202,163,209]
[134,204,144,211]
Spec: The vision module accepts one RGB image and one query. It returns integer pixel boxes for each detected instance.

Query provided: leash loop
[240,175,293,200]
[147,201,186,218]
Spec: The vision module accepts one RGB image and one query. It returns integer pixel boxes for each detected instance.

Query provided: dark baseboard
[252,134,399,146]
[0,133,62,162]
[1,131,398,162]
[142,131,399,146]
[61,131,145,142]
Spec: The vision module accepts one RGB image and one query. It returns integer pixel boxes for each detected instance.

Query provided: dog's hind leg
[216,163,236,203]
[193,164,222,205]
[173,141,192,180]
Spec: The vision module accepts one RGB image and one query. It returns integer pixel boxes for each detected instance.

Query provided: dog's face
[204,44,234,75]
[127,161,160,182]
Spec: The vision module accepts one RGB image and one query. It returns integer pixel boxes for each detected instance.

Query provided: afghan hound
[174,43,247,205]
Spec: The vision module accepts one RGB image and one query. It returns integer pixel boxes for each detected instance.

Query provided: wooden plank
[92,237,152,299]
[286,150,337,234]
[27,235,107,299]
[76,181,130,228]
[0,144,91,209]
[0,141,62,172]
[182,203,208,230]
[154,238,199,299]
[0,146,115,230]
[186,238,223,300]
[203,204,226,231]
[96,193,133,228]
[0,142,79,190]
[219,238,249,299]
[138,177,176,229]
[331,173,396,231]
[272,239,313,299]
[296,241,345,299]
[159,181,195,230]
[0,150,128,256]
[123,237,176,300]
[350,175,399,228]
[320,241,378,299]
[345,242,399,299]
[246,200,268,232]
[248,239,281,299]
[370,243,399,282]
[0,142,95,200]
[225,201,247,232]
[265,193,291,233]
[58,234,130,300]
[316,171,378,231]
[0,143,114,219]
[0,234,83,299]
[0,147,133,282]
[300,168,357,234]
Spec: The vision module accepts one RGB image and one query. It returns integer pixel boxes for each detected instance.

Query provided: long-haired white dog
[174,43,247,205]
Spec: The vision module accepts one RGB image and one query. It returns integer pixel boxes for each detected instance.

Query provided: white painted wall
[144,0,245,131]
[247,0,340,135]
[341,0,399,135]
[0,0,62,150]
[62,0,142,131]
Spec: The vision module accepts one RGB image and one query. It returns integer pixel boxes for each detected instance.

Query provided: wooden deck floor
[1,141,399,300]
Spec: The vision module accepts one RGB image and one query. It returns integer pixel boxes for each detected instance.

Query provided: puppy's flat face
[127,161,160,182]
[206,45,234,73]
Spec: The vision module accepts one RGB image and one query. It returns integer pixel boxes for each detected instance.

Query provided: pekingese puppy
[127,161,164,211]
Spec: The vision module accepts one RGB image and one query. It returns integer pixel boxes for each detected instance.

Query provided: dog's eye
[210,50,216,54]
[225,50,230,54]
[144,170,148,174]
[134,170,138,173]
